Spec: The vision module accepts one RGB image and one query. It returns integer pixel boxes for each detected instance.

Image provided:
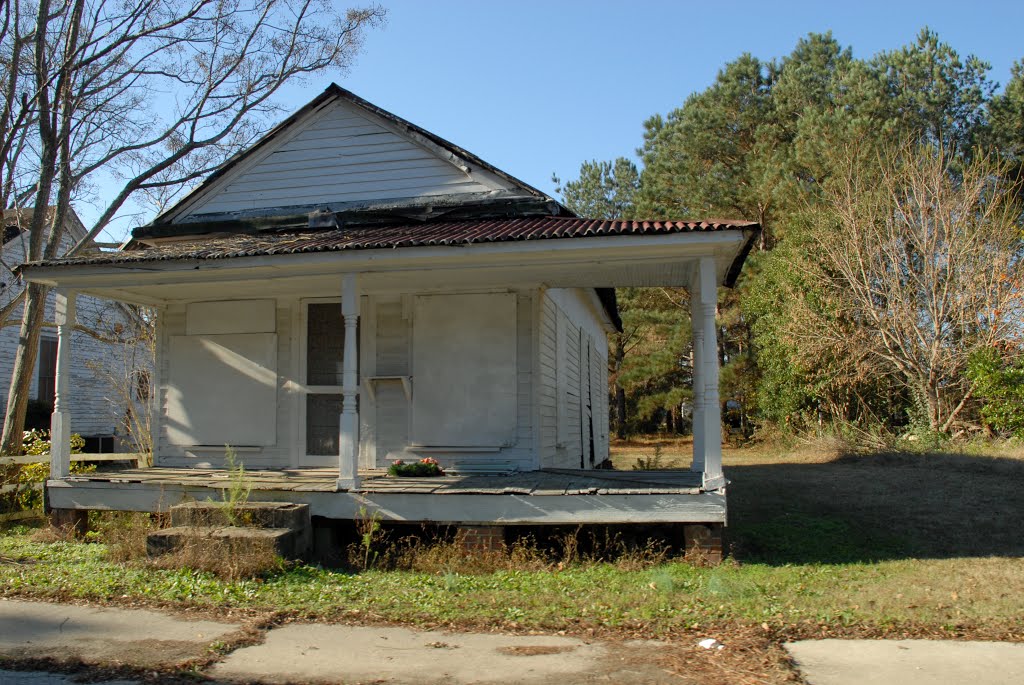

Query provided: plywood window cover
[410,292,517,448]
[165,333,278,447]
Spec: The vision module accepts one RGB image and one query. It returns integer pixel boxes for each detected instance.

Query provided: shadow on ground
[725,450,1024,565]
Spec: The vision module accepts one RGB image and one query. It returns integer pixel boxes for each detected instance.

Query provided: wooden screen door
[302,300,345,467]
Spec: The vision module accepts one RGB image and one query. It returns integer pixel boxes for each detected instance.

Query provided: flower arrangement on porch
[387,457,445,477]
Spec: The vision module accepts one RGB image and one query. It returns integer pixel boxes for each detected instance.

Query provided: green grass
[2,531,1022,636]
[3,439,1024,639]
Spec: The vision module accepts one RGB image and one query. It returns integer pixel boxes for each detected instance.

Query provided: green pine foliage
[968,348,1024,438]
[556,28,1024,440]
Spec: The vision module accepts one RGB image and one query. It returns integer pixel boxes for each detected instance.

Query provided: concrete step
[169,501,309,531]
[147,525,311,560]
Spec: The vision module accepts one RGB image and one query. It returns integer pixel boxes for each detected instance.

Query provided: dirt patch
[496,645,578,656]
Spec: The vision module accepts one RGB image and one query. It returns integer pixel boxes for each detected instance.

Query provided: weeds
[351,506,384,570]
[632,443,665,470]
[214,445,252,526]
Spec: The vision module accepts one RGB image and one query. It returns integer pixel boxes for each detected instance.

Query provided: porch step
[170,501,309,530]
[147,525,309,559]
[148,501,311,561]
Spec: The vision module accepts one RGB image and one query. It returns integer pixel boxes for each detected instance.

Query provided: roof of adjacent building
[33,216,759,267]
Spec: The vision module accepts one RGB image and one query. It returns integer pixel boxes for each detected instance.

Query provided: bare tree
[0,0,385,454]
[788,143,1023,433]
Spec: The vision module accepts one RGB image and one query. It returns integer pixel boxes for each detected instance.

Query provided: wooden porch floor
[49,467,724,526]
[65,467,706,496]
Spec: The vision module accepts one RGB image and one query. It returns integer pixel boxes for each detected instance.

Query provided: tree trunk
[0,283,49,455]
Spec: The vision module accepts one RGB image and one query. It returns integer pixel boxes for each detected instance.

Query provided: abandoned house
[20,85,758,559]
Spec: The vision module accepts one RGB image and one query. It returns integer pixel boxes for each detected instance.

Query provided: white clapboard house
[21,86,758,553]
[2,208,144,452]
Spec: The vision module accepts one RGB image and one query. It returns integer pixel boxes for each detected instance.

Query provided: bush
[2,430,89,513]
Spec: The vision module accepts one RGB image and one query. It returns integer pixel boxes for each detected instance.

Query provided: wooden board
[165,333,278,447]
[411,293,516,447]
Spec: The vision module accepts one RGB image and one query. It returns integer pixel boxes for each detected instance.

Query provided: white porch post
[698,257,725,490]
[49,290,76,480]
[689,278,705,474]
[337,273,361,490]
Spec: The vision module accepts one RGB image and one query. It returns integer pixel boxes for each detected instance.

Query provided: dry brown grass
[149,534,284,581]
[87,510,285,580]
[343,525,672,574]
[657,626,800,685]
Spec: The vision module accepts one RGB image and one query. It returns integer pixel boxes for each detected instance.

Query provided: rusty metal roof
[30,216,759,268]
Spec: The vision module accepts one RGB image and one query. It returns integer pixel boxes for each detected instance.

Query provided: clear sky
[308,0,1024,200]
[94,0,1024,238]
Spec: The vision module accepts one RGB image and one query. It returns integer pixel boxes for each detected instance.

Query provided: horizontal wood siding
[0,231,144,439]
[538,293,558,467]
[591,338,610,463]
[184,100,507,217]
[538,289,612,470]
[373,298,409,462]
[154,290,540,471]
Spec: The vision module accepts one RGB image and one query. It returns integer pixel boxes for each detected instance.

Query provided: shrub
[387,457,445,477]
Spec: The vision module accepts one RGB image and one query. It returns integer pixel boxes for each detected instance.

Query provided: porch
[46,466,725,526]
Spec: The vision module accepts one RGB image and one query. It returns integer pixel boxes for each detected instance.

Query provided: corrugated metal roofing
[29,216,759,268]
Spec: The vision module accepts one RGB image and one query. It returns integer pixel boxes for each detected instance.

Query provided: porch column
[689,281,705,474]
[337,273,361,490]
[49,290,75,480]
[698,257,725,490]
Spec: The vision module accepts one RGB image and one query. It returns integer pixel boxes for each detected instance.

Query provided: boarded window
[411,293,516,447]
[165,333,277,446]
[307,303,344,385]
[36,338,58,406]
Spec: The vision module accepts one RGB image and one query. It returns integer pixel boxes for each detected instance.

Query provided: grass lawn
[2,438,1023,645]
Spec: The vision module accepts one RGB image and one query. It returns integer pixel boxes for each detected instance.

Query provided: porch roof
[26,216,757,269]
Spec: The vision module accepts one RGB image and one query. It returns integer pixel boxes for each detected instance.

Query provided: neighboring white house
[23,86,759,545]
[1,208,144,451]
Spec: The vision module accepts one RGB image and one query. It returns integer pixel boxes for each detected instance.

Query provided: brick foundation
[458,525,505,552]
[683,523,724,564]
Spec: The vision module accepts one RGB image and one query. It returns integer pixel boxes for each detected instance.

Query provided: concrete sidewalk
[4,599,1024,684]
[0,599,240,669]
[786,639,1024,685]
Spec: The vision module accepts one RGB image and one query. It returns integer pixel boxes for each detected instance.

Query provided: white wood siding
[180,99,517,219]
[371,296,410,462]
[155,292,538,472]
[537,289,611,469]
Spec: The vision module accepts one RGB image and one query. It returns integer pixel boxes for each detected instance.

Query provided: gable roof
[150,84,567,237]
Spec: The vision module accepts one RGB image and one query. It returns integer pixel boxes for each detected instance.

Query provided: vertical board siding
[183,99,514,218]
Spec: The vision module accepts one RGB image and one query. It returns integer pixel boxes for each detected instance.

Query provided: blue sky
[313,0,1024,200]
[94,1,1024,238]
